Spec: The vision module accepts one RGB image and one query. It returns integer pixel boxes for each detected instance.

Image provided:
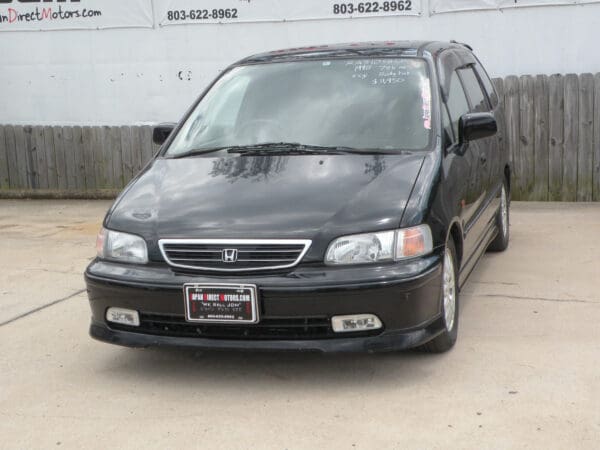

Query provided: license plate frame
[183,283,259,324]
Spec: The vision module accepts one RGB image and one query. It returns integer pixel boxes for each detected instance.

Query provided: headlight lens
[96,228,148,264]
[325,225,433,266]
[325,231,395,265]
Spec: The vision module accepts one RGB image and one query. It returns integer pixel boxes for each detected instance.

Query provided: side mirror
[153,123,176,146]
[459,113,497,143]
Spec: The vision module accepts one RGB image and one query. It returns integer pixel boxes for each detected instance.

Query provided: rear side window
[458,67,489,113]
[445,71,470,139]
[474,61,499,108]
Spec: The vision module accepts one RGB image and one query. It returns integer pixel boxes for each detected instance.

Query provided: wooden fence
[493,74,600,202]
[0,125,160,197]
[0,72,599,201]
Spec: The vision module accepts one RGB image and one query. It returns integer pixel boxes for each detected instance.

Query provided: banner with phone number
[156,0,421,26]
[430,0,600,14]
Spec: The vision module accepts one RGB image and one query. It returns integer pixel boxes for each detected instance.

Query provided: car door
[473,59,506,197]
[457,66,493,197]
[443,69,484,263]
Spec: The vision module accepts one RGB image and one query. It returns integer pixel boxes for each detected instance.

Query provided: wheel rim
[500,186,508,237]
[443,248,456,332]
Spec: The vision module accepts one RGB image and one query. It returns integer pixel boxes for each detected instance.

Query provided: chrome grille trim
[158,239,312,272]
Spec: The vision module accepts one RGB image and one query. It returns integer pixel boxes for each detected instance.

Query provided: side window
[458,67,489,113]
[445,71,470,139]
[442,104,454,148]
[474,61,499,108]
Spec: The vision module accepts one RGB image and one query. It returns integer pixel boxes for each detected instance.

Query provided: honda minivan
[86,41,510,353]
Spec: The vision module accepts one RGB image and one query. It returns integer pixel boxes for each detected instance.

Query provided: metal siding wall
[1,3,600,126]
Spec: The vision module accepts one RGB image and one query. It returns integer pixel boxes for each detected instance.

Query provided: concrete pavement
[0,200,599,449]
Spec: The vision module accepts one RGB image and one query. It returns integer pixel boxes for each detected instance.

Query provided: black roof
[237,41,471,64]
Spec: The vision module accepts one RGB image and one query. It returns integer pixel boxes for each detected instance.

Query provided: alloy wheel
[443,247,456,332]
[500,186,508,238]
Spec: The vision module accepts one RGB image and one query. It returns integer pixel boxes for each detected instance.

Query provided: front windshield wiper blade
[226,143,390,155]
[168,143,403,159]
[168,147,234,159]
[167,143,338,159]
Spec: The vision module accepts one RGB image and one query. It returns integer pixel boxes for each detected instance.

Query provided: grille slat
[160,239,311,272]
[111,313,335,340]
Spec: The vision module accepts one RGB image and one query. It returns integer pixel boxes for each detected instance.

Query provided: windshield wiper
[168,142,398,159]
[226,143,389,155]
[167,148,231,159]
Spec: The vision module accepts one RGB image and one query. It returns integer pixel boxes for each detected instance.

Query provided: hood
[106,153,425,261]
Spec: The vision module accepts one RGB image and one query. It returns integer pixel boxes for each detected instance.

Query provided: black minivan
[86,41,510,353]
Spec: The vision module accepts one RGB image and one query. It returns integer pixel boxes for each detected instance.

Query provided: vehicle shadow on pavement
[94,346,451,389]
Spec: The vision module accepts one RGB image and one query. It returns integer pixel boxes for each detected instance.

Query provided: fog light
[106,308,140,327]
[331,314,382,333]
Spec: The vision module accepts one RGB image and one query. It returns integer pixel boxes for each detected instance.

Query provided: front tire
[488,180,510,252]
[417,239,459,353]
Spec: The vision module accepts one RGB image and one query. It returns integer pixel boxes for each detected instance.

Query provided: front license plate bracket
[183,284,259,324]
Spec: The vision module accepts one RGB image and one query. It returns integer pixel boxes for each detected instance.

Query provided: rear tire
[488,180,510,252]
[416,239,459,353]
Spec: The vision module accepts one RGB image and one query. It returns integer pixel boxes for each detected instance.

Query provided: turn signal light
[396,225,433,259]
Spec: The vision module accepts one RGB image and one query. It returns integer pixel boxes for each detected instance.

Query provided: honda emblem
[222,249,238,263]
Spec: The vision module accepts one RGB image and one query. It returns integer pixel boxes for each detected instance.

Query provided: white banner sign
[156,0,421,26]
[431,0,600,14]
[0,0,154,31]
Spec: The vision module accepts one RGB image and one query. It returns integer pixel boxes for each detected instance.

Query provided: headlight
[96,228,148,264]
[325,225,433,266]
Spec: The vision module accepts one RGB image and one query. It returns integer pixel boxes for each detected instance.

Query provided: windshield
[165,58,432,156]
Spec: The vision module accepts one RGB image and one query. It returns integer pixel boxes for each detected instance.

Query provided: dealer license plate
[183,284,259,324]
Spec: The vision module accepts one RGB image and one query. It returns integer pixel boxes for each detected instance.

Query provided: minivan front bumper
[85,252,445,353]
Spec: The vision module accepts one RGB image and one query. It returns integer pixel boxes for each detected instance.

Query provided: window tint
[445,71,470,139]
[166,58,433,155]
[458,67,489,113]
[442,104,454,147]
[474,61,498,108]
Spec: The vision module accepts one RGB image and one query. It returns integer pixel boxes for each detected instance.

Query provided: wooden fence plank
[94,127,109,189]
[533,75,549,201]
[109,126,123,189]
[577,74,594,201]
[33,126,48,189]
[140,125,154,166]
[493,78,505,110]
[548,74,564,201]
[53,126,68,190]
[563,74,579,201]
[62,126,77,190]
[82,126,96,190]
[95,127,105,189]
[518,76,536,200]
[131,126,144,174]
[120,125,134,185]
[23,126,37,189]
[13,126,29,189]
[72,126,86,190]
[504,76,520,199]
[0,126,9,189]
[594,74,600,201]
[4,126,19,189]
[43,126,58,189]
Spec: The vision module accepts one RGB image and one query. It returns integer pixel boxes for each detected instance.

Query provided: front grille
[159,239,311,272]
[111,313,337,340]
